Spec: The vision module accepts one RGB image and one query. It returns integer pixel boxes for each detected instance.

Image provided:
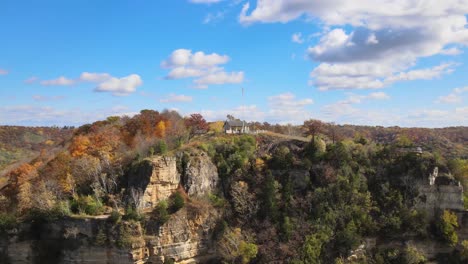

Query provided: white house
[224,120,250,134]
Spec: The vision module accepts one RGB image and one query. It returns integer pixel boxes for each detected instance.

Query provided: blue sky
[0,0,467,127]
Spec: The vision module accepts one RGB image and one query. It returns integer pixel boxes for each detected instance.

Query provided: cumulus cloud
[40,76,76,86]
[194,71,244,88]
[94,74,143,96]
[310,62,456,90]
[239,0,468,90]
[160,94,193,103]
[436,86,468,104]
[161,49,244,88]
[38,72,142,96]
[0,69,8,75]
[292,32,304,44]
[79,72,112,82]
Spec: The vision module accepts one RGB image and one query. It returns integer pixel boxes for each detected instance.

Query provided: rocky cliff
[1,153,221,264]
[181,152,219,198]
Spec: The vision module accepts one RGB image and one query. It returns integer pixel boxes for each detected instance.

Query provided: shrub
[123,206,142,222]
[435,210,459,246]
[153,201,170,225]
[108,210,122,224]
[208,193,226,208]
[0,213,17,232]
[70,196,104,216]
[116,224,132,248]
[239,241,258,264]
[95,227,107,246]
[169,191,185,213]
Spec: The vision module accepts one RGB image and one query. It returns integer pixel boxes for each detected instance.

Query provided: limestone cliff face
[418,184,464,212]
[0,153,221,264]
[128,156,180,210]
[181,153,219,198]
[130,204,220,264]
[416,168,464,216]
[128,154,218,209]
[1,219,135,264]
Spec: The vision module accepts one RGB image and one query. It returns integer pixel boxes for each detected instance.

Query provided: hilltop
[0,110,467,263]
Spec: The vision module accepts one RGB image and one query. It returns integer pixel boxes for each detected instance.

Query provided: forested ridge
[0,110,467,263]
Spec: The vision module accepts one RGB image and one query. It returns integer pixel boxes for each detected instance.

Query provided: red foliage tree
[185,113,209,140]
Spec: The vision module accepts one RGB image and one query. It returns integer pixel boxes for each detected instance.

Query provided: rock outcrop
[0,153,221,264]
[416,167,464,216]
[128,156,180,210]
[181,153,219,198]
[132,204,220,263]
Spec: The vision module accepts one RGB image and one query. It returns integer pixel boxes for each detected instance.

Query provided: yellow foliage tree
[155,121,166,138]
[69,135,91,157]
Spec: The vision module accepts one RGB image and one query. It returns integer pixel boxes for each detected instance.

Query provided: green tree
[153,201,170,225]
[239,241,258,264]
[436,210,459,246]
[260,171,279,222]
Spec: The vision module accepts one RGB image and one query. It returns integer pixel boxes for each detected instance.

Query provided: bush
[0,213,17,232]
[108,210,122,224]
[123,206,142,221]
[435,210,459,246]
[70,196,104,216]
[208,193,226,208]
[153,201,170,225]
[95,227,107,246]
[169,191,185,213]
[116,224,132,248]
[239,241,258,264]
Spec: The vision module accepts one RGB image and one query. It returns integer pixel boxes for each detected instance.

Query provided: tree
[184,113,209,140]
[304,119,324,145]
[260,171,279,222]
[436,210,459,246]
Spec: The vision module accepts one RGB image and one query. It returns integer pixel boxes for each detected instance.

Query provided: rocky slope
[0,152,221,264]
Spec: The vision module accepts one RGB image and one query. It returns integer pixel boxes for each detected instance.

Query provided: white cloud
[24,76,38,84]
[267,92,314,123]
[0,69,8,75]
[203,11,225,24]
[189,0,223,3]
[38,72,142,96]
[79,72,112,82]
[0,105,138,126]
[436,86,468,104]
[160,94,193,103]
[440,47,463,55]
[322,92,390,121]
[165,67,205,79]
[194,71,244,88]
[161,49,229,69]
[94,74,143,96]
[292,32,304,44]
[239,0,468,90]
[311,62,455,90]
[40,76,76,86]
[32,95,65,102]
[199,92,313,124]
[161,49,245,88]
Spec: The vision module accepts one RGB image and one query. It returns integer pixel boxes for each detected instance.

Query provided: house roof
[225,120,245,127]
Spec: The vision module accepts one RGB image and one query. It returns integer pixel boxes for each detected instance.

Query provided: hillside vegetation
[0,110,467,263]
